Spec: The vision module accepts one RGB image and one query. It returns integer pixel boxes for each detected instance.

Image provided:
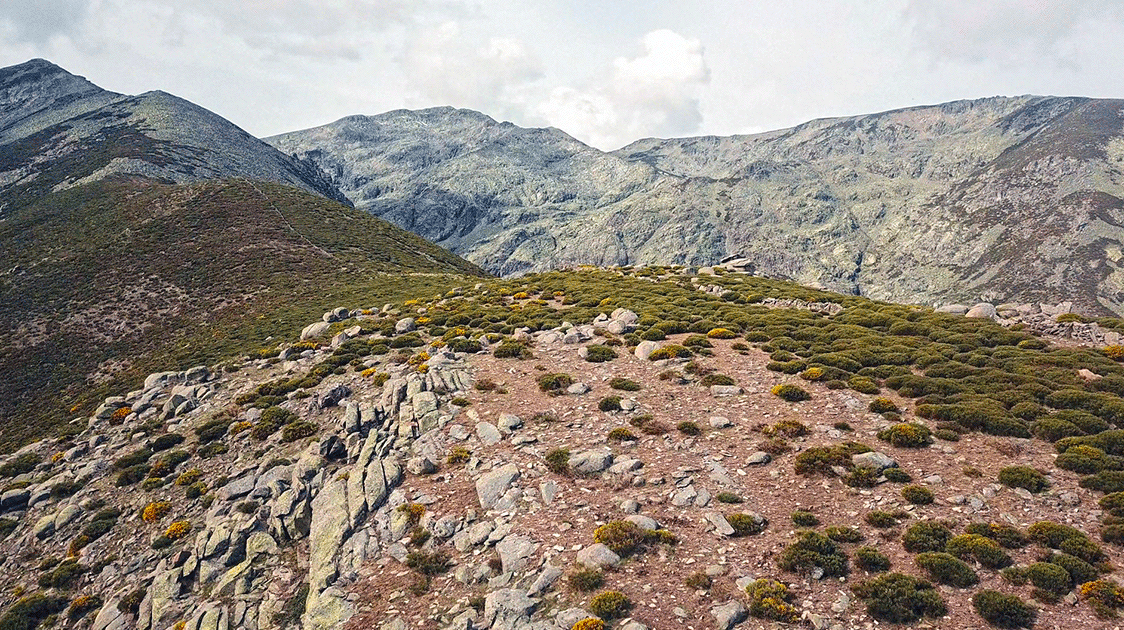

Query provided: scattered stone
[852,451,896,471]
[476,464,521,510]
[709,416,733,429]
[575,543,620,568]
[747,451,772,466]
[711,600,748,630]
[568,448,613,475]
[476,422,502,446]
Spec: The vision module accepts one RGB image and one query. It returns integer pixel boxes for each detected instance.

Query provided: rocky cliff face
[270,97,1124,315]
[0,59,348,208]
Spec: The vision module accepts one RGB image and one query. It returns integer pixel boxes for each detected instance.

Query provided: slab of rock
[704,512,735,537]
[568,448,613,475]
[710,385,743,396]
[527,564,564,597]
[476,422,502,446]
[476,464,521,510]
[635,340,659,360]
[496,534,539,574]
[966,303,997,319]
[566,382,591,395]
[747,451,772,466]
[484,589,539,630]
[709,416,733,428]
[301,321,331,340]
[624,514,660,531]
[575,543,620,568]
[395,317,416,333]
[711,600,748,630]
[852,451,897,471]
[497,413,523,434]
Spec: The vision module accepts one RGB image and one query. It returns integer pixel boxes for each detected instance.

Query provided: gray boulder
[476,464,521,510]
[711,600,749,630]
[568,448,613,475]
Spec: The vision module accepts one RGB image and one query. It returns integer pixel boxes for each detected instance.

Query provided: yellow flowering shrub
[164,520,191,541]
[142,501,172,522]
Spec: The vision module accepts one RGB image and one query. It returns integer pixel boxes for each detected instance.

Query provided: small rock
[566,382,591,395]
[476,422,502,446]
[709,416,733,429]
[711,600,748,630]
[746,451,772,466]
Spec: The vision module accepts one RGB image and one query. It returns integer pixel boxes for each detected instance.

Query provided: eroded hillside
[5,269,1124,630]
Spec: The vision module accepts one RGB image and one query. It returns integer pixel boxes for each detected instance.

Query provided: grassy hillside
[0,177,486,450]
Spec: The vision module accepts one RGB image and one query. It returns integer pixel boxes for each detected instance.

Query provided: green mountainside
[0,177,485,450]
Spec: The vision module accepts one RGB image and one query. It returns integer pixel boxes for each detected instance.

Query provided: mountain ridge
[269,95,1124,316]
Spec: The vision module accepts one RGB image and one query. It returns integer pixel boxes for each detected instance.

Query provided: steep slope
[0,59,348,209]
[0,177,486,450]
[270,97,1124,315]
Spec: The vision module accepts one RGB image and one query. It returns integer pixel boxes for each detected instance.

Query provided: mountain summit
[271,97,1124,315]
[0,59,347,209]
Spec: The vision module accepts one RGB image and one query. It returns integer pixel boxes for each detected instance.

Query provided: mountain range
[269,97,1124,315]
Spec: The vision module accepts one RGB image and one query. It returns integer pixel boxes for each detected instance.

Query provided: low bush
[777,531,849,577]
[865,511,898,528]
[545,448,570,475]
[727,513,768,537]
[405,550,449,575]
[593,521,676,556]
[677,421,701,436]
[902,521,952,553]
[915,552,978,587]
[998,466,1049,492]
[648,345,692,360]
[1079,579,1124,619]
[972,590,1036,628]
[966,522,1028,549]
[568,565,604,592]
[792,511,820,527]
[598,396,622,412]
[945,534,1012,569]
[609,377,641,391]
[853,573,947,624]
[537,373,574,395]
[878,423,933,448]
[854,546,891,572]
[902,485,934,505]
[588,590,631,620]
[825,526,863,543]
[745,579,799,622]
[585,345,617,363]
[869,398,899,414]
[772,384,811,402]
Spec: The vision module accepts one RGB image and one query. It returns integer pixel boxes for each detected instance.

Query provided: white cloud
[537,29,710,149]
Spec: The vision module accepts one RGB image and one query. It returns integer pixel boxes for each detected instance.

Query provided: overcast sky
[2,1,1121,150]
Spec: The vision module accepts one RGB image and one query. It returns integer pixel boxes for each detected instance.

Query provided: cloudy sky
[2,1,1121,150]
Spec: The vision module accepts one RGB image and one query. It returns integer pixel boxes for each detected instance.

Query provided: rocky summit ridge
[269,96,1124,316]
[0,59,347,209]
[7,267,1124,630]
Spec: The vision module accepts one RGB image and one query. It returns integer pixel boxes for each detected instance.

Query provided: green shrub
[772,384,810,402]
[854,546,891,572]
[915,552,978,587]
[545,448,570,475]
[592,521,676,556]
[792,511,820,527]
[945,534,1012,569]
[1025,561,1072,594]
[1028,521,1089,549]
[973,590,1036,628]
[849,376,880,395]
[965,523,1028,549]
[883,467,913,483]
[902,485,934,505]
[903,521,952,553]
[0,453,40,478]
[998,466,1048,492]
[585,345,617,363]
[1049,553,1099,587]
[150,433,184,452]
[1057,445,1116,474]
[1078,579,1124,619]
[793,442,871,476]
[1080,470,1124,493]
[588,590,631,620]
[700,373,736,387]
[648,345,692,360]
[715,492,742,504]
[727,513,768,537]
[609,377,641,391]
[113,448,153,470]
[825,526,863,543]
[606,428,636,442]
[877,423,933,448]
[598,396,622,412]
[281,420,318,442]
[745,579,799,622]
[777,531,849,577]
[0,593,68,630]
[37,559,87,588]
[676,421,700,436]
[568,565,604,592]
[869,398,899,413]
[853,573,947,624]
[405,550,450,575]
[865,511,898,528]
[537,373,573,395]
